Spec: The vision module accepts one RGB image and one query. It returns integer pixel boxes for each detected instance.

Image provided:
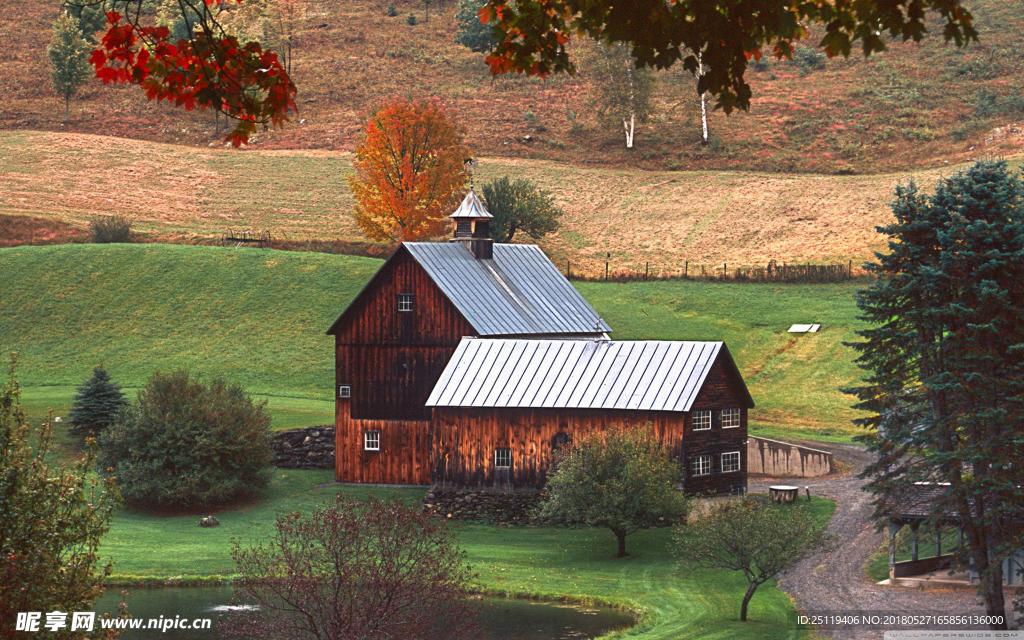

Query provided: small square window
[494,448,512,469]
[691,454,712,477]
[364,431,380,451]
[338,385,351,398]
[397,293,414,312]
[721,451,741,473]
[693,410,712,431]
[722,408,741,429]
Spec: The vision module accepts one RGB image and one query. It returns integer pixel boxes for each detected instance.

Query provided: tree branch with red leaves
[65,0,296,146]
[478,0,978,113]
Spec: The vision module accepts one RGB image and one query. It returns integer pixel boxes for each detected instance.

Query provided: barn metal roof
[403,243,611,336]
[427,338,746,412]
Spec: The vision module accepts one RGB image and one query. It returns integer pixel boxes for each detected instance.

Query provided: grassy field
[98,467,833,640]
[2,129,992,272]
[1,243,868,441]
[3,0,1023,174]
[0,242,845,638]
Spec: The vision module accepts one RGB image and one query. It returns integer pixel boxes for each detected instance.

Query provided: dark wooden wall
[331,246,477,483]
[683,355,750,495]
[430,353,750,495]
[335,397,432,484]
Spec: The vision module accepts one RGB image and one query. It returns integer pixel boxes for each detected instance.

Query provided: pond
[94,586,634,640]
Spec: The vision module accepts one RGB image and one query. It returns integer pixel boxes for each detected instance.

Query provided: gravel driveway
[748,440,994,639]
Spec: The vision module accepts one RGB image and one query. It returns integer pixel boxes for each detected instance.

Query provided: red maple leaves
[90,6,296,146]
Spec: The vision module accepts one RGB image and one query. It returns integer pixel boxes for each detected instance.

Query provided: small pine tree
[454,0,494,52]
[68,366,128,435]
[48,13,91,123]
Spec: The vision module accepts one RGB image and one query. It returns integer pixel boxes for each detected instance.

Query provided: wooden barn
[326,191,754,495]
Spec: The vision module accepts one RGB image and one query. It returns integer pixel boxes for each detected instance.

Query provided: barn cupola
[449,189,494,260]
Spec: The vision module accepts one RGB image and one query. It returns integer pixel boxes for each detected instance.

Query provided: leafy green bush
[98,370,273,510]
[1,357,121,633]
[791,45,825,75]
[90,214,133,243]
[68,365,128,436]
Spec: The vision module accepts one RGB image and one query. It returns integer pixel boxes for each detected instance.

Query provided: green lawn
[100,468,832,640]
[0,243,847,639]
[1,243,868,442]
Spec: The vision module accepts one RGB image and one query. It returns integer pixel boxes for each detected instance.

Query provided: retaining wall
[271,426,335,469]
[747,436,834,477]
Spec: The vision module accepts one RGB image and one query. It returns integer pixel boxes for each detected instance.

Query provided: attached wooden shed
[426,338,754,495]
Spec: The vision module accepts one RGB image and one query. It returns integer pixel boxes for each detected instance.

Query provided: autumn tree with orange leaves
[349,97,469,243]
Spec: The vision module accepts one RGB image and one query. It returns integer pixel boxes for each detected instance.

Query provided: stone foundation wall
[271,426,335,469]
[747,436,834,477]
[422,489,544,525]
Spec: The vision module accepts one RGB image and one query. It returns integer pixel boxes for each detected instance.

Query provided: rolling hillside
[0,243,868,440]
[1,0,1023,173]
[0,129,978,272]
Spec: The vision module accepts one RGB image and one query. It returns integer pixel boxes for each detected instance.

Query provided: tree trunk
[615,530,628,558]
[740,582,758,622]
[64,95,69,123]
[697,54,708,145]
[623,113,635,149]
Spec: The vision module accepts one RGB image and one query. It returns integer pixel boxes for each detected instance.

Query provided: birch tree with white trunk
[590,42,653,149]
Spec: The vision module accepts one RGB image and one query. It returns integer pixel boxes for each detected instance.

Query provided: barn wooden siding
[335,397,431,484]
[332,248,473,483]
[431,358,749,495]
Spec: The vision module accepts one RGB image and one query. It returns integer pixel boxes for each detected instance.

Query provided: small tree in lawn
[224,496,478,640]
[481,176,563,243]
[536,425,688,558]
[348,96,470,242]
[673,497,831,622]
[589,42,653,149]
[67,365,128,436]
[48,13,91,123]
[98,369,273,510]
[1,355,121,635]
[454,0,494,52]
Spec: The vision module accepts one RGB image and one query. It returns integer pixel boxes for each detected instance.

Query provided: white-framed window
[721,451,741,473]
[364,431,380,451]
[397,293,414,312]
[722,408,741,429]
[691,454,712,477]
[494,448,512,469]
[693,410,712,431]
[338,384,351,398]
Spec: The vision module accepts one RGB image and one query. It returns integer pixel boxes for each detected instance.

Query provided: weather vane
[464,157,478,189]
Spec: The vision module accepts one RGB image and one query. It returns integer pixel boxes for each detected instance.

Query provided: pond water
[94,586,633,640]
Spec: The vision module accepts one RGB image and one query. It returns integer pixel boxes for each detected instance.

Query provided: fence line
[565,259,857,284]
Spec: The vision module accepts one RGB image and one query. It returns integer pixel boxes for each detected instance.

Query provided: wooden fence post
[685,261,688,279]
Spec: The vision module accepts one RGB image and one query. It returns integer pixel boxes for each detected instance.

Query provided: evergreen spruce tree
[454,0,494,52]
[48,14,91,123]
[68,365,128,435]
[850,159,1024,627]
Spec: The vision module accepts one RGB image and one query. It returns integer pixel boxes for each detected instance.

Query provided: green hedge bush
[98,370,273,511]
